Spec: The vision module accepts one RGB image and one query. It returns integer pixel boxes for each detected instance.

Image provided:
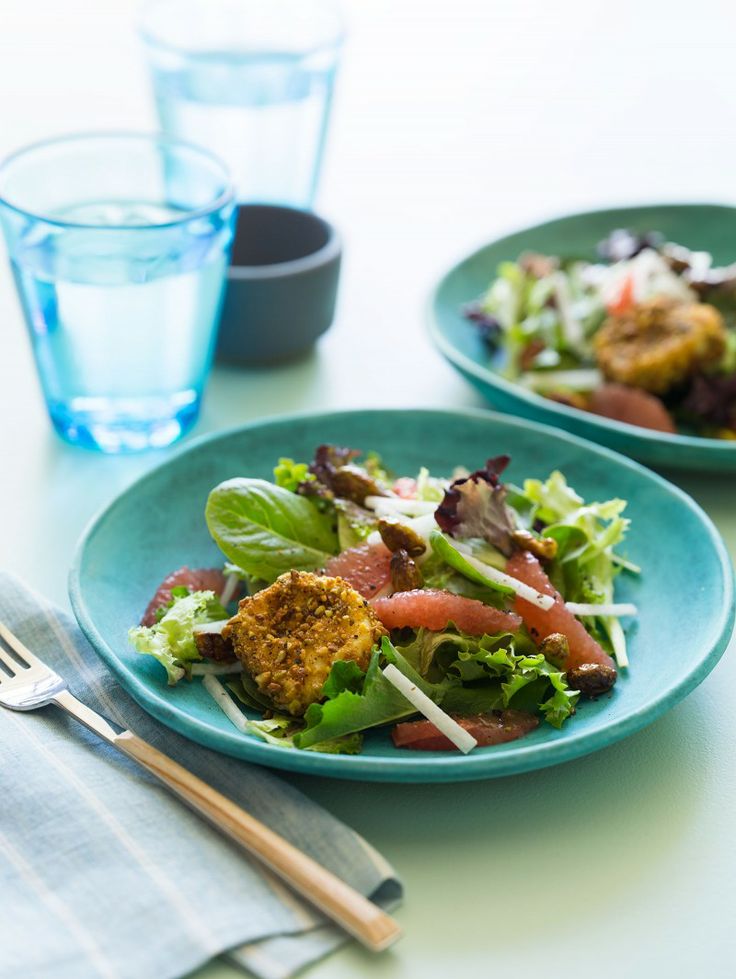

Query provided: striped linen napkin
[0,573,401,979]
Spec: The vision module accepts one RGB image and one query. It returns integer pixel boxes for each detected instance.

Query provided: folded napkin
[0,574,401,979]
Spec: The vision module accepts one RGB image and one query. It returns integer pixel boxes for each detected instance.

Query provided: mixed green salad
[466,229,736,438]
[129,446,638,755]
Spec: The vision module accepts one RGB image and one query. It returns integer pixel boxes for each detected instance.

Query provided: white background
[1,2,735,978]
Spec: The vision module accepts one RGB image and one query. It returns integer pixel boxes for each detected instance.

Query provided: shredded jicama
[565,602,638,617]
[518,368,602,393]
[382,664,478,754]
[611,553,641,575]
[453,545,555,611]
[219,573,240,606]
[552,271,584,349]
[202,674,248,732]
[605,616,630,669]
[364,496,437,517]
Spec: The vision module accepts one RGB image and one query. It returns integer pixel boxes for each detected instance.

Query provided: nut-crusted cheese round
[595,296,727,394]
[222,570,387,717]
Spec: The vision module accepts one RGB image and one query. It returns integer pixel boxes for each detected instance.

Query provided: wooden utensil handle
[51,689,401,952]
[114,733,400,951]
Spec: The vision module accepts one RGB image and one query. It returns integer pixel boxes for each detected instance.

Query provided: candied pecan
[389,549,423,592]
[377,519,426,557]
[511,528,558,561]
[538,633,570,668]
[567,663,617,697]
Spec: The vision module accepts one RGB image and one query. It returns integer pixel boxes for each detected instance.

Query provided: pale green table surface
[2,1,736,976]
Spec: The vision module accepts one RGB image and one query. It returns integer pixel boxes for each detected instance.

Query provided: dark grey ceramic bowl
[217,204,341,366]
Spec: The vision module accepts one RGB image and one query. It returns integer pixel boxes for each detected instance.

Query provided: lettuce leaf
[128,590,227,685]
[523,470,629,563]
[335,499,378,550]
[225,681,363,753]
[273,457,314,493]
[429,531,514,597]
[415,466,448,502]
[246,715,363,755]
[435,456,517,555]
[522,470,634,666]
[421,552,507,608]
[522,470,630,572]
[294,639,448,749]
[205,478,339,583]
[478,259,605,376]
[227,675,275,712]
[363,450,393,486]
[397,628,578,728]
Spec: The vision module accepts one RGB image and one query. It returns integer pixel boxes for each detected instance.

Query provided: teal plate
[429,203,736,471]
[69,409,735,782]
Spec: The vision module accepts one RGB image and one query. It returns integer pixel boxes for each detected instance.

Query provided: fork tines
[0,621,36,678]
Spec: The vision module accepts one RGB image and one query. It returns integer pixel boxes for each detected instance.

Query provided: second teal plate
[429,204,736,471]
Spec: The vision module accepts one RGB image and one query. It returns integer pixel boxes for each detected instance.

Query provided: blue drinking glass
[0,133,235,453]
[139,0,344,208]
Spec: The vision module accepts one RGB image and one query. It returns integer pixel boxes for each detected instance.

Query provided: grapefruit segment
[505,551,617,672]
[371,589,521,635]
[589,383,676,433]
[324,541,393,599]
[392,709,539,750]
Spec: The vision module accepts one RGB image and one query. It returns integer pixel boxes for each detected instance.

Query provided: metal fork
[0,621,401,953]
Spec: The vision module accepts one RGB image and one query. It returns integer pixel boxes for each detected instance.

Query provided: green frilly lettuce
[294,629,579,748]
[128,590,227,685]
[519,469,636,666]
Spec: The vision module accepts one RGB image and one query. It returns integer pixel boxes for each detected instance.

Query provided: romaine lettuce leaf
[128,590,227,685]
[205,477,339,583]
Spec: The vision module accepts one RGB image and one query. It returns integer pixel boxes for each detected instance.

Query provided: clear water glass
[0,133,235,453]
[139,0,344,208]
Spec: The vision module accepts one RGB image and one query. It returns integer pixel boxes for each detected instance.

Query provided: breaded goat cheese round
[222,570,387,717]
[595,296,727,394]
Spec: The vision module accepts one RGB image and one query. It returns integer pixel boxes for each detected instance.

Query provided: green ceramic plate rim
[69,407,736,782]
[427,203,736,458]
